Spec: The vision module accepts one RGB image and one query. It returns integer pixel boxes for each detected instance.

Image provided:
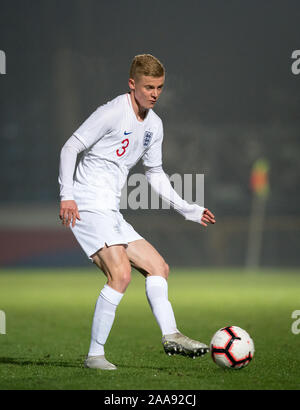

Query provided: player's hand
[59,200,81,228]
[200,209,216,227]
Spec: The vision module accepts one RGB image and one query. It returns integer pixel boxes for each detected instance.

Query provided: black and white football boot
[162,332,209,358]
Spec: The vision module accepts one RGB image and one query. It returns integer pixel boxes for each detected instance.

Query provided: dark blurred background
[0,0,299,268]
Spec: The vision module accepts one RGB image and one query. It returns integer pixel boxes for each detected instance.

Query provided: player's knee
[121,268,132,288]
[113,263,132,290]
[150,260,169,279]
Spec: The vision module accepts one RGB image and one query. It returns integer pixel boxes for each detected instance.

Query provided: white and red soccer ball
[210,326,255,369]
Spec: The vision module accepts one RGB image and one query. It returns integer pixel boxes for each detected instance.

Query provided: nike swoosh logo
[124,131,132,135]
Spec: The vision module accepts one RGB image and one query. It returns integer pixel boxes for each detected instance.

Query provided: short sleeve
[142,120,163,168]
[73,104,116,149]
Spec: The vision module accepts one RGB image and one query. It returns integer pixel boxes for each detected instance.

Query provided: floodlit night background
[0,0,299,268]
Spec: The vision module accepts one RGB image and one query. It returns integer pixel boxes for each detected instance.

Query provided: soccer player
[58,54,216,370]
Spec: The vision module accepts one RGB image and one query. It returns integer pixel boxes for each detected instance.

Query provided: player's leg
[92,243,132,293]
[126,239,209,358]
[85,244,131,370]
[126,238,178,335]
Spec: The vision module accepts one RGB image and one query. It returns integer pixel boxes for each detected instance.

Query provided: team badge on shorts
[143,131,153,147]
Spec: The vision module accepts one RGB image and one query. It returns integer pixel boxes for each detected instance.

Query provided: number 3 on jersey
[116,138,129,157]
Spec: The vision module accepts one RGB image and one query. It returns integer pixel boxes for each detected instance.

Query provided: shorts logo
[143,131,153,147]
[114,223,121,233]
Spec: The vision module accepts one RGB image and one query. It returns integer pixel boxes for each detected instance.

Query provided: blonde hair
[129,54,165,80]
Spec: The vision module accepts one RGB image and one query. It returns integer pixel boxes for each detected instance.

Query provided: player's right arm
[58,135,85,228]
[59,200,80,228]
[58,99,120,227]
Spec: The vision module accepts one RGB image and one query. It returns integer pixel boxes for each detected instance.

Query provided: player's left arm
[145,165,215,227]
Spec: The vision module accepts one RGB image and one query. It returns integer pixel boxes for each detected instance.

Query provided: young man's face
[129,75,165,110]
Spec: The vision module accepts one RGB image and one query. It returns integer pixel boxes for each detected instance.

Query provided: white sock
[88,284,124,357]
[145,275,178,336]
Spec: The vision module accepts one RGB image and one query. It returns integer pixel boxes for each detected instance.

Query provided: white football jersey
[72,93,163,211]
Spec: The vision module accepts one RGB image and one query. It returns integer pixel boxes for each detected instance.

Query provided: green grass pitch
[0,268,299,390]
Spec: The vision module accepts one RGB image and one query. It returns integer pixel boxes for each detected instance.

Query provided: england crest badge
[143,131,153,147]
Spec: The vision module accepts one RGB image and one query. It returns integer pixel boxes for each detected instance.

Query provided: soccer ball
[210,326,255,369]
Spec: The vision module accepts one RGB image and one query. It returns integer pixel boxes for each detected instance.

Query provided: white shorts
[70,209,143,260]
